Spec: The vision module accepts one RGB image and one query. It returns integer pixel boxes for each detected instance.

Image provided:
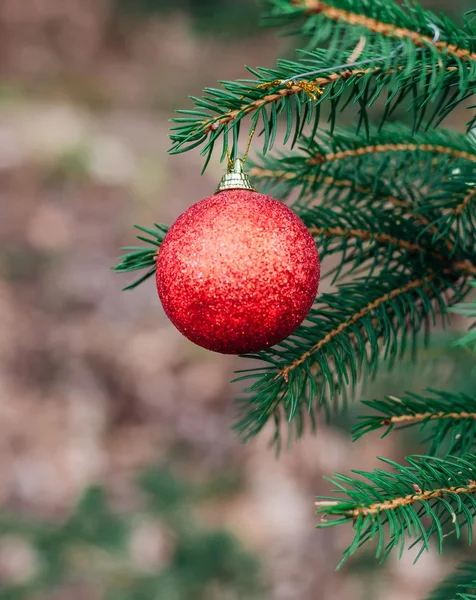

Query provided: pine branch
[308,221,429,280]
[278,275,437,381]
[314,454,476,566]
[234,270,469,443]
[295,199,452,283]
[424,180,476,253]
[112,224,168,290]
[249,125,476,204]
[114,201,475,447]
[117,121,476,447]
[305,204,476,287]
[250,165,436,232]
[305,214,476,283]
[169,41,475,163]
[115,132,476,293]
[251,126,476,267]
[353,390,476,456]
[426,562,476,600]
[308,142,476,166]
[265,0,476,62]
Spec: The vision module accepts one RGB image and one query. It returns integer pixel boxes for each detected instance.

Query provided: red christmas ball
[156,189,320,354]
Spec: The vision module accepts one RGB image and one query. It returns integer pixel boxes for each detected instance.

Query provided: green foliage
[117,122,476,446]
[422,169,476,253]
[426,561,476,600]
[264,0,476,55]
[169,0,476,164]
[169,40,476,164]
[251,124,476,206]
[62,486,128,550]
[0,467,264,600]
[315,453,476,567]
[232,126,476,440]
[353,389,476,456]
[299,203,434,282]
[117,0,476,588]
[253,125,476,264]
[113,224,168,290]
[234,271,468,444]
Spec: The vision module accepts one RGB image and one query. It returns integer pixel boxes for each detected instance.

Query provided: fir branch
[251,126,476,260]
[249,167,385,201]
[265,0,476,61]
[310,225,427,258]
[117,124,476,446]
[310,224,476,279]
[308,142,476,166]
[353,390,476,456]
[250,165,435,228]
[169,40,474,162]
[299,203,476,281]
[299,200,476,282]
[314,454,476,566]
[235,270,469,442]
[250,125,476,201]
[279,275,433,382]
[112,224,168,290]
[455,187,476,217]
[420,177,476,253]
[299,202,432,280]
[426,562,476,600]
[285,0,476,61]
[253,172,474,262]
[171,64,385,152]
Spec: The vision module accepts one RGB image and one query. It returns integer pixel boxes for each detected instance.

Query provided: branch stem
[297,0,476,62]
[309,143,476,165]
[382,411,476,425]
[315,481,476,518]
[202,65,459,136]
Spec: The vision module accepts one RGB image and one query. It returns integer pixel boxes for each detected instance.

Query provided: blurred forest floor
[0,1,475,599]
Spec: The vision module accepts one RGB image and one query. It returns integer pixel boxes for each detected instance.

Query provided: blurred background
[0,1,475,598]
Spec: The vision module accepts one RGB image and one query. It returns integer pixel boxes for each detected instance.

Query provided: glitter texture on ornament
[156,189,320,354]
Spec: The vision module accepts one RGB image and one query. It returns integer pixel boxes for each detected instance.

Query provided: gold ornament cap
[216,158,256,193]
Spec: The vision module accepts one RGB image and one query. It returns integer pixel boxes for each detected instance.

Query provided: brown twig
[308,143,476,165]
[203,65,459,136]
[315,481,476,518]
[381,411,476,426]
[311,226,431,255]
[454,187,476,217]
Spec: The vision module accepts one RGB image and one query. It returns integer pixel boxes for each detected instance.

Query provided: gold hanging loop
[242,123,257,165]
[219,125,258,193]
[216,158,256,193]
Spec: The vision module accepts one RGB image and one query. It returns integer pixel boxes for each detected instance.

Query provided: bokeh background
[0,1,475,598]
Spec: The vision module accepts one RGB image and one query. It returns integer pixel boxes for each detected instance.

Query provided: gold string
[226,123,258,170]
[226,148,234,170]
[243,123,257,164]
